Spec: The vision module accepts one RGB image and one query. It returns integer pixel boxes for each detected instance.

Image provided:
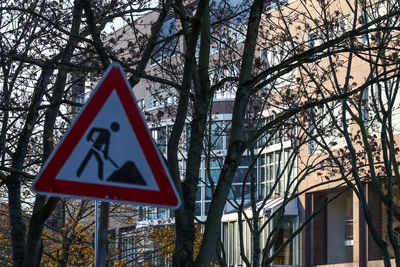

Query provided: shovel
[92,145,147,186]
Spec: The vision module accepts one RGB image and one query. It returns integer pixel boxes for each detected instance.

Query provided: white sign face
[56,90,159,191]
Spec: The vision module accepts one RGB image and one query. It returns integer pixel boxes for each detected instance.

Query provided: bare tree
[299,0,400,266]
[2,0,400,266]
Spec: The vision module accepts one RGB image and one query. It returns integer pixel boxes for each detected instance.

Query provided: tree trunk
[194,0,264,265]
[22,2,83,265]
[170,1,208,266]
[7,67,53,266]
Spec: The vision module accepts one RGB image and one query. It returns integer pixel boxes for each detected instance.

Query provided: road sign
[33,63,180,208]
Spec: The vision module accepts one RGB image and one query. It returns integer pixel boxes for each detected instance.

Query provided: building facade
[103,0,400,266]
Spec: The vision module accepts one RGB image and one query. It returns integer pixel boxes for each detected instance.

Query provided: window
[260,148,296,197]
[120,232,137,266]
[209,1,248,55]
[228,156,255,200]
[307,108,316,155]
[202,158,223,216]
[70,73,86,113]
[144,90,176,110]
[369,78,400,132]
[211,63,240,100]
[145,93,160,109]
[140,206,171,221]
[222,215,298,267]
[361,89,368,122]
[137,98,144,110]
[199,155,255,215]
[307,17,350,49]
[260,42,296,91]
[265,0,288,12]
[157,208,169,219]
[205,120,231,150]
[273,216,298,265]
[362,0,399,44]
[209,121,224,150]
[307,99,345,154]
[152,125,170,154]
[152,17,177,64]
[258,115,296,148]
[141,206,157,220]
[394,227,400,245]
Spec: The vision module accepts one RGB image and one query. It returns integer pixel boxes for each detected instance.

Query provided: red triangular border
[33,63,180,208]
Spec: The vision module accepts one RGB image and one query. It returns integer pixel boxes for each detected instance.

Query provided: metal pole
[95,200,98,266]
[96,202,110,267]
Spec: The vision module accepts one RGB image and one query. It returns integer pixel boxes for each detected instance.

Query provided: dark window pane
[157,208,167,219]
[152,18,177,64]
[273,216,295,265]
[206,169,221,184]
[240,156,250,166]
[233,168,248,183]
[195,202,201,216]
[229,185,250,199]
[260,183,266,198]
[210,157,223,168]
[205,186,213,200]
[211,121,224,150]
[196,187,202,201]
[260,166,265,182]
[205,202,211,214]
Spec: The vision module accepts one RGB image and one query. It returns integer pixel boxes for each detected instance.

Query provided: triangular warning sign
[33,63,180,208]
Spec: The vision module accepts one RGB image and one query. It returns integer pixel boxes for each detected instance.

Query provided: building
[102,0,400,266]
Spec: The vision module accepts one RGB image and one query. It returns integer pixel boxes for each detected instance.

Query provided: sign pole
[96,202,109,266]
[95,200,98,266]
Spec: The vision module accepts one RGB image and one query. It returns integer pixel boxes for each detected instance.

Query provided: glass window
[152,17,177,64]
[211,63,239,99]
[120,233,136,264]
[240,156,250,166]
[158,126,167,154]
[205,186,213,200]
[205,201,211,214]
[152,126,169,154]
[273,216,297,265]
[196,187,202,201]
[265,0,288,11]
[260,156,266,183]
[210,157,223,168]
[195,202,201,216]
[186,123,191,151]
[206,169,221,184]
[362,0,398,44]
[225,121,232,147]
[260,41,296,91]
[137,98,144,110]
[210,121,224,150]
[157,208,168,219]
[260,148,295,197]
[229,184,251,199]
[260,183,266,198]
[307,17,349,49]
[145,93,159,109]
[233,168,247,183]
